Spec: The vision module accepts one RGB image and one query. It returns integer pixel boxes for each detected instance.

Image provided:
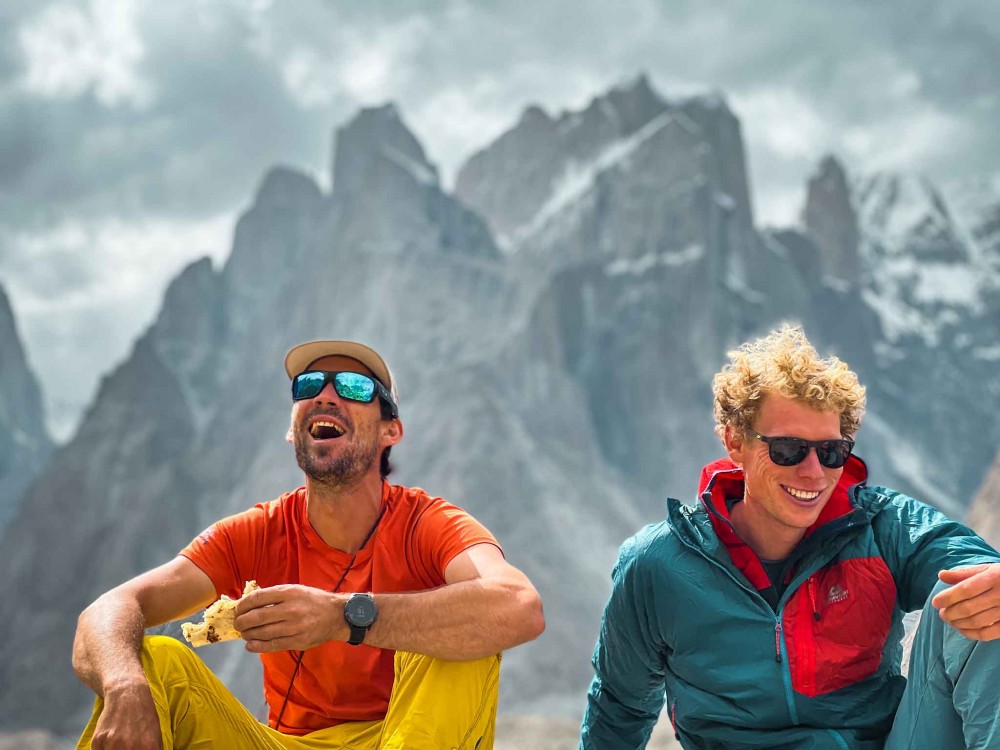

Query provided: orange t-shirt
[179,481,500,735]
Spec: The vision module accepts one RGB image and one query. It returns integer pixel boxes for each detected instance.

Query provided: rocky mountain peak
[253,166,323,210]
[593,73,665,136]
[0,285,53,532]
[454,75,676,240]
[674,91,754,230]
[331,103,438,202]
[856,173,969,263]
[0,286,22,363]
[801,154,861,284]
[151,257,226,420]
[518,104,554,128]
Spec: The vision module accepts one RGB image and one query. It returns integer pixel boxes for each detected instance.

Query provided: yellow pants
[77,635,501,750]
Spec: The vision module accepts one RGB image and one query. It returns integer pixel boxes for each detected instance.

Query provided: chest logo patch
[826,584,849,604]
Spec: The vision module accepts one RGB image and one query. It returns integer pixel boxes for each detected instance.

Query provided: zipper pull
[774,622,782,663]
[807,578,821,621]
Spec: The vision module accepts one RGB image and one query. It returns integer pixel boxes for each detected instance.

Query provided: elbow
[516,588,546,645]
[72,600,98,676]
[527,590,545,641]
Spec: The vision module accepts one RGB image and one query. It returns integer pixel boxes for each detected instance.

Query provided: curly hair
[712,324,866,440]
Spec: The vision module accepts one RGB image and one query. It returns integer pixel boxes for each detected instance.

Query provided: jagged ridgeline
[0,285,53,532]
[0,75,997,737]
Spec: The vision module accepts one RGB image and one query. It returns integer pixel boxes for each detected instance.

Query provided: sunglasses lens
[292,371,327,400]
[816,441,853,469]
[334,372,376,403]
[767,438,810,466]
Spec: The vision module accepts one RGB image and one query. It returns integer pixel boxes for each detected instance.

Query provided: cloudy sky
[1,0,997,440]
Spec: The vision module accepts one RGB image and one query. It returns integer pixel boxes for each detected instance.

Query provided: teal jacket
[580,457,1000,749]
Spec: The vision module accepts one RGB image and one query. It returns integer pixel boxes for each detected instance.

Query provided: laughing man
[74,339,544,750]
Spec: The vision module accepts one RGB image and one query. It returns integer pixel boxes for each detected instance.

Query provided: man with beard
[73,339,545,750]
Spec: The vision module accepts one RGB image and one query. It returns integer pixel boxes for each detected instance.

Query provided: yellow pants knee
[77,636,500,750]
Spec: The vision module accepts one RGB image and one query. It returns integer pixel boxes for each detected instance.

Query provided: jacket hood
[669,455,869,591]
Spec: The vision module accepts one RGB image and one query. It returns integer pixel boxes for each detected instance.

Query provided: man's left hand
[233,584,346,653]
[933,563,1000,641]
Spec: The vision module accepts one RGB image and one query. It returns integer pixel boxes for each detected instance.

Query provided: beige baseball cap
[284,340,399,407]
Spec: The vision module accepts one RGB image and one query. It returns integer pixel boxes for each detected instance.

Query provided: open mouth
[309,421,345,440]
[782,485,822,503]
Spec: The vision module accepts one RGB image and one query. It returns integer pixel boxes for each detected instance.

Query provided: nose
[796,447,826,478]
[313,381,342,403]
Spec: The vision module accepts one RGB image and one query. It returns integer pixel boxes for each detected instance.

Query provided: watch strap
[347,623,368,646]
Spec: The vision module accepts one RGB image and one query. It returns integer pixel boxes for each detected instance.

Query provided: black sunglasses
[751,432,854,469]
[291,371,398,418]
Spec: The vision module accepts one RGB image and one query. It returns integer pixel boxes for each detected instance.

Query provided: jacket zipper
[774,615,799,725]
[674,533,801,726]
[678,485,872,731]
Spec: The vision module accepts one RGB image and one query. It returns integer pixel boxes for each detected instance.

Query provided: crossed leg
[885,580,1000,750]
[77,636,501,750]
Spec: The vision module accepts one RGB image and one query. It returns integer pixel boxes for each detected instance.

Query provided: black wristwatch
[344,593,378,646]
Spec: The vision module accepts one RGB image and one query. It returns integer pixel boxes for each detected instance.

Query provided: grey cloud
[3,0,996,234]
[0,2,342,231]
[0,231,101,297]
[0,0,38,78]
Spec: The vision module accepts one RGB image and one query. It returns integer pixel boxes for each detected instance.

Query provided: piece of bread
[182,580,260,647]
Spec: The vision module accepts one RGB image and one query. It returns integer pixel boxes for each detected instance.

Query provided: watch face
[346,594,377,628]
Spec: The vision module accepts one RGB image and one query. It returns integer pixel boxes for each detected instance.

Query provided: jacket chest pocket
[783,557,896,697]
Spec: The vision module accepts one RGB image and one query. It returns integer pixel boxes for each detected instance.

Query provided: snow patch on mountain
[382,144,439,186]
[863,412,960,516]
[855,172,989,343]
[605,244,704,276]
[507,112,680,248]
[857,174,950,254]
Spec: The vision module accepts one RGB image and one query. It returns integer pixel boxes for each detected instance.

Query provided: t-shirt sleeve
[409,497,501,585]
[179,505,268,599]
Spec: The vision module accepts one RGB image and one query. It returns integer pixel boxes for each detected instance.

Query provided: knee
[926,579,951,606]
[142,635,200,678]
[144,634,190,657]
[395,651,501,678]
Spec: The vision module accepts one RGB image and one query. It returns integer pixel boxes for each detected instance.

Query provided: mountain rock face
[456,75,754,258]
[0,285,52,533]
[802,155,861,285]
[455,76,669,242]
[850,174,999,512]
[0,78,997,738]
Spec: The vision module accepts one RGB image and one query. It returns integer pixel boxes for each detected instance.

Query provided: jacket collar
[667,455,871,593]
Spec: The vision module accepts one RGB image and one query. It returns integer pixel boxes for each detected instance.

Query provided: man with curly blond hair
[581,324,1000,749]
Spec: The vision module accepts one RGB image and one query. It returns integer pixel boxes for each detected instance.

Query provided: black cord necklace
[273,502,386,732]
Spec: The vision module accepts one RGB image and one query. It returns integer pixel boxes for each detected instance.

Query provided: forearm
[73,591,149,696]
[581,682,659,750]
[364,577,544,660]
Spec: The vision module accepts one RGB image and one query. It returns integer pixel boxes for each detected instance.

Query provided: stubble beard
[294,425,380,490]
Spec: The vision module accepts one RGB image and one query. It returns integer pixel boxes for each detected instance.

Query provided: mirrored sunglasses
[291,370,398,418]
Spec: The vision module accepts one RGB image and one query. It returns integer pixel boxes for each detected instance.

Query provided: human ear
[381,418,403,448]
[723,425,746,466]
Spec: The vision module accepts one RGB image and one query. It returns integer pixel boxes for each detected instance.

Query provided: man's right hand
[91,682,163,750]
